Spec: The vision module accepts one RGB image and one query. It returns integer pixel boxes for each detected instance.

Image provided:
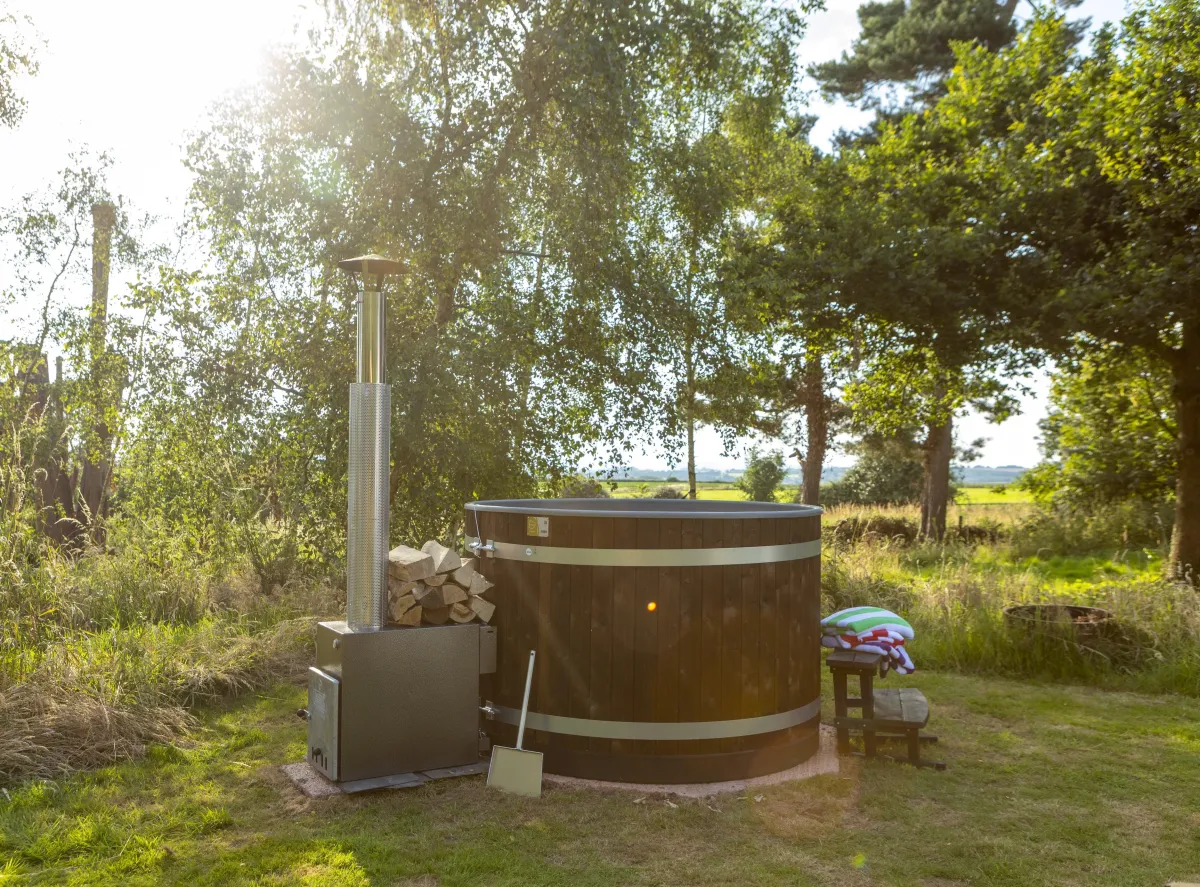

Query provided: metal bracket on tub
[467,537,497,558]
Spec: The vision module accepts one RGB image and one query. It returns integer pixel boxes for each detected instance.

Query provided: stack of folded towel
[821,606,916,674]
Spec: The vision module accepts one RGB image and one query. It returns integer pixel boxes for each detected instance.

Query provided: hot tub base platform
[544,725,838,797]
[488,720,821,784]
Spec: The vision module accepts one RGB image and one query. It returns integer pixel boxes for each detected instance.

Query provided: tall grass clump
[0,617,314,784]
[823,533,1200,696]
[0,510,331,786]
[1009,499,1174,557]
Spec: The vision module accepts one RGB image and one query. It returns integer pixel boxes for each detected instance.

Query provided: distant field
[956,484,1033,504]
[608,481,748,500]
[606,481,1032,506]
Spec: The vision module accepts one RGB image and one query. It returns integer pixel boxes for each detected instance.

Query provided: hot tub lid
[464,498,823,520]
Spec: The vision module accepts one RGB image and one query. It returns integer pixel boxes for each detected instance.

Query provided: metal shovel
[487,649,543,797]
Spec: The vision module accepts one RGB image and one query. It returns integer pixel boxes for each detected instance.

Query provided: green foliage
[821,432,924,507]
[0,5,38,128]
[735,448,785,502]
[810,0,1037,110]
[621,1,807,489]
[849,2,1200,575]
[558,476,611,499]
[651,485,687,500]
[1021,347,1177,509]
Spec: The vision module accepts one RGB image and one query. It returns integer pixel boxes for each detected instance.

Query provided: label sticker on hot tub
[526,516,549,537]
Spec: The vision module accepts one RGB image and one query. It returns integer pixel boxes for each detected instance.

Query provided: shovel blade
[487,745,543,797]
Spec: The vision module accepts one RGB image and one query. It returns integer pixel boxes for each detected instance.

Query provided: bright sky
[0,0,1131,471]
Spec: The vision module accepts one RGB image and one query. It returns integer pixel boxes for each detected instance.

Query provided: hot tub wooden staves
[464,499,823,784]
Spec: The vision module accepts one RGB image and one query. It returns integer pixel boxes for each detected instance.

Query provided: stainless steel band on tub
[470,538,820,567]
[492,698,821,741]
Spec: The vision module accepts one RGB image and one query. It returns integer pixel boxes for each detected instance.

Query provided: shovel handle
[516,649,536,750]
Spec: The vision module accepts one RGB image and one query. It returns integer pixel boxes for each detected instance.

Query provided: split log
[397,605,423,627]
[388,545,435,582]
[389,577,419,597]
[388,592,417,622]
[425,573,448,587]
[452,558,477,587]
[469,573,494,596]
[470,596,496,623]
[413,583,446,610]
[392,580,426,603]
[423,606,450,625]
[421,540,462,574]
[441,582,468,606]
[449,602,475,624]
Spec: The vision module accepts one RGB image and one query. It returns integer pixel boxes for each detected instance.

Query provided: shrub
[559,476,611,498]
[829,515,920,545]
[819,432,926,506]
[652,486,687,499]
[737,449,785,502]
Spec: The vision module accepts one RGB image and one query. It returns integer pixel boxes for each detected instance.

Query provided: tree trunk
[78,203,117,542]
[685,350,697,500]
[920,415,953,540]
[686,406,697,500]
[1169,320,1200,584]
[800,350,827,506]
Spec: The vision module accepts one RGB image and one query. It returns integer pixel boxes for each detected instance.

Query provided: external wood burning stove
[306,255,492,789]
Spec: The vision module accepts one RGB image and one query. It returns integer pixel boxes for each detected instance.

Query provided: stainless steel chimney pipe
[338,255,404,631]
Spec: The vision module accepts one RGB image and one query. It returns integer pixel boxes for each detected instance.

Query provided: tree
[172,0,813,557]
[728,150,862,507]
[843,343,1017,537]
[1021,346,1176,510]
[0,153,153,547]
[788,0,1077,530]
[821,430,924,506]
[810,0,1080,113]
[736,448,786,502]
[621,1,806,499]
[0,4,38,128]
[866,4,1200,578]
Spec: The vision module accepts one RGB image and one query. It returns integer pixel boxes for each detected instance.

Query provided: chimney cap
[338,254,405,276]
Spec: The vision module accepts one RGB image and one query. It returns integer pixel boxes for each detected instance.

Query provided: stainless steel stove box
[307,621,483,782]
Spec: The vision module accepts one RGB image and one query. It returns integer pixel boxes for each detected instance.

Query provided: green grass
[955,485,1033,505]
[2,672,1198,886]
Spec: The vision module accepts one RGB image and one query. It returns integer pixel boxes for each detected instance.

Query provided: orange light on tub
[647,601,657,612]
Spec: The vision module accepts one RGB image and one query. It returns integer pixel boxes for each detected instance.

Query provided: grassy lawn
[3,669,1198,886]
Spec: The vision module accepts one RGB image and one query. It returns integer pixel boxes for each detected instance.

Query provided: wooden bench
[827,649,945,770]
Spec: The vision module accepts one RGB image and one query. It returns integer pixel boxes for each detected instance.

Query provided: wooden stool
[827,649,945,770]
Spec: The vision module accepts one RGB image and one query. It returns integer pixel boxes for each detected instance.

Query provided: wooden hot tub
[464,498,823,784]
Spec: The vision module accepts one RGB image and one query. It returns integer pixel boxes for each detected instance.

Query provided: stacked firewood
[387,541,495,627]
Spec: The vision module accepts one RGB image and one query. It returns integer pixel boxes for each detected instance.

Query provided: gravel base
[280,761,343,798]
